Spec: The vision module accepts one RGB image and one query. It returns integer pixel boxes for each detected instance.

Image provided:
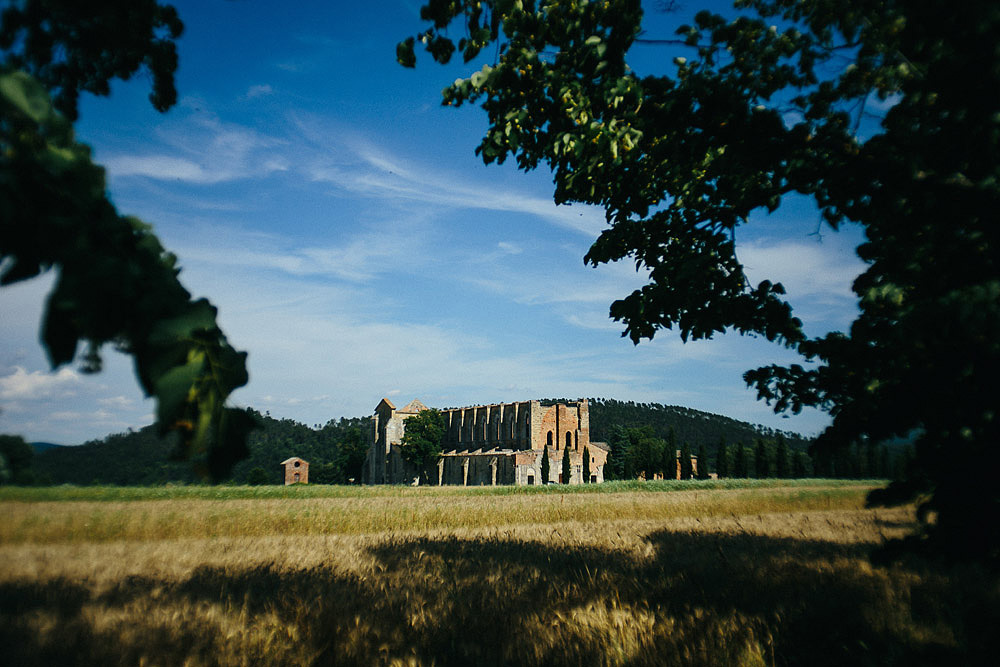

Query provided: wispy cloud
[103,104,607,237]
[102,109,289,184]
[283,113,607,236]
[740,238,863,299]
[97,395,135,409]
[316,142,607,236]
[740,236,864,332]
[245,84,274,99]
[163,216,432,285]
[0,367,81,400]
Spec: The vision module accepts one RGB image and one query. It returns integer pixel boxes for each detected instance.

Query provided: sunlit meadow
[1,481,996,665]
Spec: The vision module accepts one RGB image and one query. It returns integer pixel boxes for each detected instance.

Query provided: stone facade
[362,398,608,486]
[281,457,309,485]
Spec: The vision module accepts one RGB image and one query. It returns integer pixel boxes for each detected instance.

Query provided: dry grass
[1,484,873,544]
[1,483,997,666]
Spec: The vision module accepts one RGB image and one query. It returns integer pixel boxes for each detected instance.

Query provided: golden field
[1,481,996,665]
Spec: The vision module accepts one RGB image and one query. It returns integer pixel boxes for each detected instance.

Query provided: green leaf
[396,37,416,68]
[153,354,205,425]
[148,300,219,346]
[0,70,53,124]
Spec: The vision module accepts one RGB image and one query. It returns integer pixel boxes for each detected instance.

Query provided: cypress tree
[561,444,571,484]
[541,444,550,484]
[775,435,790,478]
[716,443,729,478]
[754,438,769,478]
[697,443,710,480]
[606,426,628,480]
[679,441,693,480]
[794,451,813,478]
[733,443,748,478]
[662,426,678,479]
[582,445,591,483]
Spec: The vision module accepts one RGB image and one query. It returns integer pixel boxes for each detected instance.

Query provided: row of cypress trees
[539,444,594,484]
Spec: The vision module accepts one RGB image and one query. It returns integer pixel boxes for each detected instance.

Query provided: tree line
[602,426,909,482]
[584,398,812,452]
[13,409,369,486]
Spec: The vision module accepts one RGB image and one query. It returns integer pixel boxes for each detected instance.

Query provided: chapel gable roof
[399,398,429,414]
[375,397,396,412]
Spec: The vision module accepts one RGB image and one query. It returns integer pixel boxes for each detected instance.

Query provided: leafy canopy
[401,409,447,481]
[1,1,252,481]
[0,0,182,121]
[401,0,1000,561]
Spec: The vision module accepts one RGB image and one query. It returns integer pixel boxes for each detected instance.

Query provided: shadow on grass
[1,524,997,666]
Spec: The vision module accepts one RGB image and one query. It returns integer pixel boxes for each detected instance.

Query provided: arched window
[566,432,573,450]
[547,431,554,450]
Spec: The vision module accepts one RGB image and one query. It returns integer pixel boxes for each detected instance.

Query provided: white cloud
[739,235,865,333]
[0,367,82,400]
[739,237,864,300]
[98,396,134,409]
[163,218,430,285]
[285,114,607,237]
[102,111,288,184]
[246,84,274,99]
[50,411,84,421]
[102,155,211,181]
[497,241,522,255]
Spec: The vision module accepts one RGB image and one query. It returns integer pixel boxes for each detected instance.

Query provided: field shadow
[2,522,997,666]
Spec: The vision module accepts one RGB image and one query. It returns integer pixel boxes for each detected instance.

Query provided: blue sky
[0,0,866,444]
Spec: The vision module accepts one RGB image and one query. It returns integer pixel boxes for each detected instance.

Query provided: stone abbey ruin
[362,398,608,486]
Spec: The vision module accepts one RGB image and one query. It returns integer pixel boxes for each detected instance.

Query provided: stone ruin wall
[439,399,592,454]
[363,397,606,485]
[442,400,539,452]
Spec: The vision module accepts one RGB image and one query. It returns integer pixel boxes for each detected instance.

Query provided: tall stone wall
[363,397,601,485]
[440,400,545,451]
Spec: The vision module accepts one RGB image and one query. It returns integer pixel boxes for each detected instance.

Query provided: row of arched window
[546,430,578,451]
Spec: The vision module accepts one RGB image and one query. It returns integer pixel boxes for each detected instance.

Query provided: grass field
[1,480,996,665]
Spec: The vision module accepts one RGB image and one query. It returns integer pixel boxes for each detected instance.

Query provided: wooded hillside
[33,409,369,486]
[28,399,814,485]
[584,398,812,451]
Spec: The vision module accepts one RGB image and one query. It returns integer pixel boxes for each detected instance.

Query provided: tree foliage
[618,425,663,480]
[660,426,677,478]
[561,443,571,483]
[541,443,551,483]
[582,444,591,482]
[715,441,729,478]
[679,441,693,480]
[0,0,182,121]
[0,434,34,484]
[732,443,749,479]
[754,439,769,479]
[32,410,370,486]
[401,409,446,483]
[696,443,709,479]
[775,435,790,479]
[1,2,251,481]
[403,0,1000,561]
[587,398,811,459]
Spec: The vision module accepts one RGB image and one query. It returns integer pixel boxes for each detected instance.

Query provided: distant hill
[30,442,66,454]
[584,398,813,451]
[32,399,813,485]
[34,409,369,486]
